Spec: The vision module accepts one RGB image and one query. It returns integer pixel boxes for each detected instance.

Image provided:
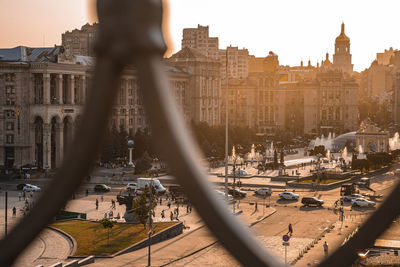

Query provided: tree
[131,186,155,229]
[134,151,152,174]
[99,218,115,246]
[280,150,285,164]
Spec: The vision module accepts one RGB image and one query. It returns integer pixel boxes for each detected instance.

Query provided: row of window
[2,73,16,82]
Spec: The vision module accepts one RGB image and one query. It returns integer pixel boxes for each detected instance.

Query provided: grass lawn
[297,178,345,185]
[52,220,177,256]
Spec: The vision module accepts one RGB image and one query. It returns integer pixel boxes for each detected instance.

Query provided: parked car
[214,189,234,202]
[278,191,299,200]
[254,187,272,196]
[17,183,27,190]
[351,198,376,207]
[23,184,41,192]
[356,177,371,188]
[231,169,249,176]
[228,188,247,197]
[126,183,137,191]
[94,184,111,192]
[343,194,365,202]
[301,197,324,207]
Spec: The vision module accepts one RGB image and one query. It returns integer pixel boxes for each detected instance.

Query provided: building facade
[300,71,359,135]
[61,23,98,57]
[0,46,193,169]
[181,25,219,59]
[168,47,222,126]
[219,46,249,80]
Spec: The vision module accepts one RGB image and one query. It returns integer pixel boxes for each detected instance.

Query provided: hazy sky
[1,0,399,71]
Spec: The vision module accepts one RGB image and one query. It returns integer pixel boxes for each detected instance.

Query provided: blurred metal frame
[0,0,399,266]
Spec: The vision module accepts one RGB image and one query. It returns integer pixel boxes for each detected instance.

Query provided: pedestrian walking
[255,202,258,211]
[167,200,171,209]
[18,192,22,201]
[85,189,89,197]
[12,206,16,216]
[101,193,104,202]
[187,204,189,213]
[161,210,165,219]
[104,212,107,218]
[159,198,162,205]
[287,223,293,236]
[96,199,99,210]
[323,241,328,256]
[170,211,173,221]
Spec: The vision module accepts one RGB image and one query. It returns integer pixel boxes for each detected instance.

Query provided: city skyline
[1,0,400,71]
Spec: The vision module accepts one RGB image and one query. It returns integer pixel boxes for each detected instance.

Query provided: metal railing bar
[137,56,282,266]
[0,57,123,266]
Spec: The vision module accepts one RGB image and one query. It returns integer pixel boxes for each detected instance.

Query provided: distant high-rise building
[392,72,400,128]
[181,25,219,59]
[61,23,98,57]
[219,46,249,80]
[332,23,353,74]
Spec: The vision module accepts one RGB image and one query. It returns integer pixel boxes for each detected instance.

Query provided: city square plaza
[0,149,399,266]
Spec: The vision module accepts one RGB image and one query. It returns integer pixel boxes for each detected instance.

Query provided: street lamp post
[224,50,229,200]
[128,140,134,167]
[148,175,153,266]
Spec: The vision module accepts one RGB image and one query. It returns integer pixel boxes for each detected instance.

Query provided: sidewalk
[294,218,362,266]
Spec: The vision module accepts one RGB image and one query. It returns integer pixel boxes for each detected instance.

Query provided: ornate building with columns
[0,46,192,169]
[0,46,88,169]
[356,118,389,153]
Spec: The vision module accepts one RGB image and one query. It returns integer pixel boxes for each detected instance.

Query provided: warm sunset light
[1,0,399,70]
[1,1,400,266]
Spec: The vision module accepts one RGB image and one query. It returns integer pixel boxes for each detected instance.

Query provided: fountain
[310,132,334,150]
[326,150,331,162]
[357,145,366,159]
[389,132,400,151]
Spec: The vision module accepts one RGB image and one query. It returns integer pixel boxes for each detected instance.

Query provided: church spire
[341,22,345,34]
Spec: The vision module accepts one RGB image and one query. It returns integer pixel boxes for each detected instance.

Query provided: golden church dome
[335,23,350,43]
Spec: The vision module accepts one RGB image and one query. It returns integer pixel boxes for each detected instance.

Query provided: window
[6,98,15,106]
[120,119,125,127]
[6,134,14,144]
[6,86,15,95]
[6,110,15,118]
[129,119,133,126]
[6,122,14,131]
[5,73,15,82]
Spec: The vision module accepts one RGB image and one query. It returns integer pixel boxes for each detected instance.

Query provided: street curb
[47,226,77,256]
[249,208,277,227]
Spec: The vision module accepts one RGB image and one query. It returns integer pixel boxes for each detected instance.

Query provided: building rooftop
[0,46,63,62]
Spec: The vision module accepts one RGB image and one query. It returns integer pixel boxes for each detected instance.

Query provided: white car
[254,188,272,196]
[343,194,364,202]
[351,198,376,207]
[215,189,234,202]
[126,183,137,191]
[278,191,299,200]
[231,169,249,176]
[23,184,41,192]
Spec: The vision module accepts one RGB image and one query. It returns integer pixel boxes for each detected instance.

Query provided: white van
[134,178,166,194]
